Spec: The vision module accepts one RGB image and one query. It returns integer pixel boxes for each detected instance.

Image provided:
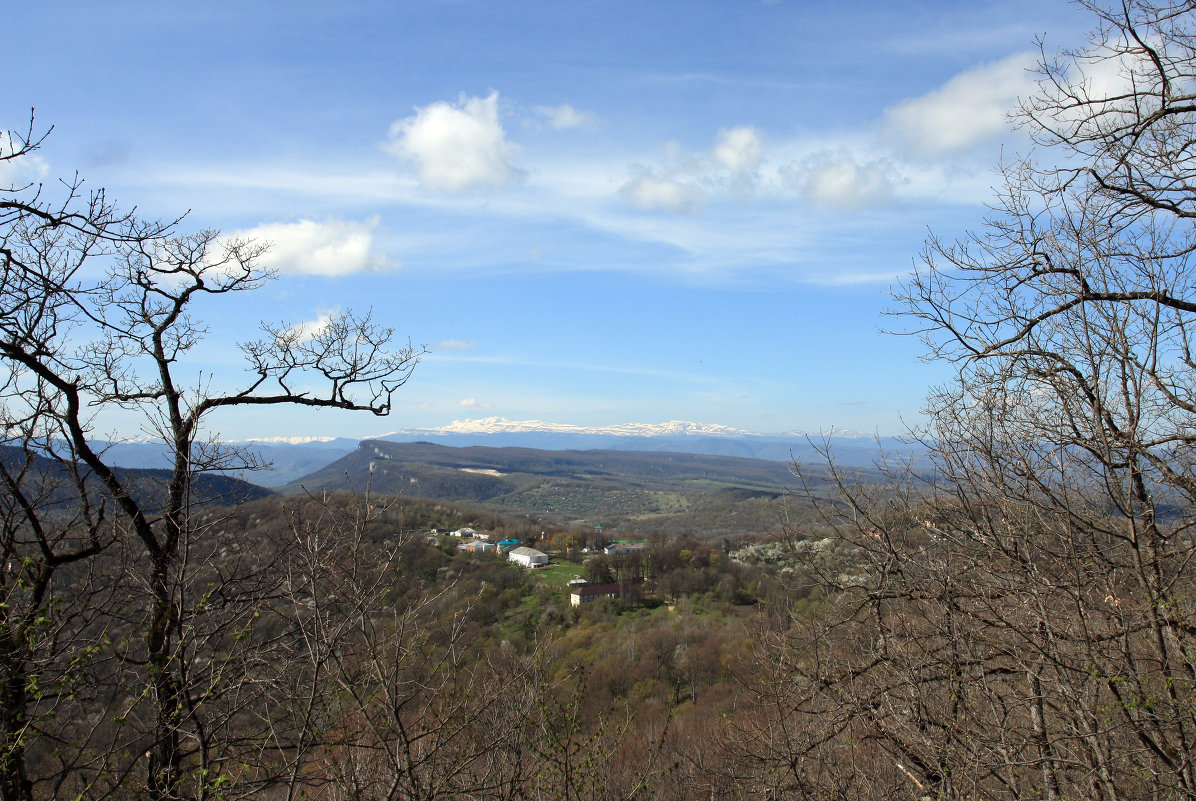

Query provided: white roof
[509,547,547,558]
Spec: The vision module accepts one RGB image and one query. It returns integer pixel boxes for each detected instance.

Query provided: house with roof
[451,527,491,540]
[569,582,623,606]
[604,541,648,555]
[508,546,548,568]
[568,580,642,607]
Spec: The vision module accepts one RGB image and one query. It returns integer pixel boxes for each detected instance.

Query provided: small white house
[508,547,549,568]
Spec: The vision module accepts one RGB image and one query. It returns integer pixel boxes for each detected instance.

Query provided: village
[444,526,650,607]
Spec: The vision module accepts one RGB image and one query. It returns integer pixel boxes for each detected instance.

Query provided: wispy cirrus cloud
[433,339,476,350]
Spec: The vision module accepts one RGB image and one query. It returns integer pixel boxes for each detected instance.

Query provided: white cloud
[459,397,493,409]
[232,217,395,276]
[712,126,762,173]
[0,130,50,186]
[385,91,522,191]
[791,154,895,209]
[619,128,763,212]
[434,339,476,350]
[1033,45,1162,143]
[534,104,596,130]
[806,269,907,286]
[622,171,702,213]
[885,51,1037,156]
[285,308,337,343]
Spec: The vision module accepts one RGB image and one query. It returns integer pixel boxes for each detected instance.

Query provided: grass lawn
[528,559,587,589]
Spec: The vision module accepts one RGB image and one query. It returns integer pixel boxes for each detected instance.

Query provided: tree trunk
[146,557,182,800]
[0,652,33,801]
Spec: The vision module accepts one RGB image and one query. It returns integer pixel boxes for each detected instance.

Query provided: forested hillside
[5,2,1196,799]
[285,440,848,536]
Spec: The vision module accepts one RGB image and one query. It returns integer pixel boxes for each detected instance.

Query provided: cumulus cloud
[534,104,596,130]
[385,91,522,191]
[459,397,493,409]
[885,51,1036,156]
[622,171,703,213]
[712,126,762,173]
[790,154,895,209]
[232,217,395,276]
[712,126,762,196]
[619,127,764,213]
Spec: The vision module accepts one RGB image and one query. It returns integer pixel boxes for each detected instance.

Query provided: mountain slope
[92,420,920,489]
[0,445,273,513]
[285,440,856,536]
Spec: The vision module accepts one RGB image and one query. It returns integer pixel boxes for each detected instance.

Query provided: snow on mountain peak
[434,417,762,437]
[227,419,875,444]
[239,435,342,445]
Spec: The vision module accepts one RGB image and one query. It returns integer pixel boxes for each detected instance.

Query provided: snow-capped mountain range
[99,419,914,487]
[362,417,906,472]
[241,418,875,446]
[431,417,760,438]
[380,417,872,441]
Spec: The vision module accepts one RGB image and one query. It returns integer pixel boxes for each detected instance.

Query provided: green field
[527,559,586,588]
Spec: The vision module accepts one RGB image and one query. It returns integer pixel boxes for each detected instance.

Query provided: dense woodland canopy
[5,0,1196,798]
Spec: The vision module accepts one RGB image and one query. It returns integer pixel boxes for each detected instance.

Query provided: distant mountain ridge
[369,418,916,467]
[96,418,924,487]
[0,445,272,512]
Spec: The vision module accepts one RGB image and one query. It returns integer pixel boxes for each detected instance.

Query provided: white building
[604,542,648,555]
[507,546,549,568]
[451,527,486,539]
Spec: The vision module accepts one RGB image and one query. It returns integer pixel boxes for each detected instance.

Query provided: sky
[3,0,1093,441]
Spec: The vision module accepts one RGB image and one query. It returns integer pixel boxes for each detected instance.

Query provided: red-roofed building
[569,581,641,607]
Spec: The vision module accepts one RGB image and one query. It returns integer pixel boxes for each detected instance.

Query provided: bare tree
[1,117,422,799]
[269,490,541,801]
[0,424,119,801]
[734,4,1196,800]
[903,8,1196,794]
[0,115,180,801]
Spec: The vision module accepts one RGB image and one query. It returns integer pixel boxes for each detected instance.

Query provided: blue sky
[4,0,1091,440]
